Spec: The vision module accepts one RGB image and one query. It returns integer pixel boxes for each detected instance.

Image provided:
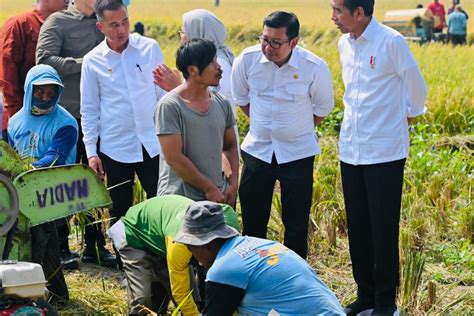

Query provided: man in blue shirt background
[447,5,467,45]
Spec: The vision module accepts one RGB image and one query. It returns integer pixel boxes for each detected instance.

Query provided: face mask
[31,96,55,116]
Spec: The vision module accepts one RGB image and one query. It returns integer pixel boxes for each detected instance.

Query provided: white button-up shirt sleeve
[309,60,334,117]
[80,54,100,158]
[153,42,166,102]
[216,56,233,101]
[231,54,250,107]
[389,36,427,117]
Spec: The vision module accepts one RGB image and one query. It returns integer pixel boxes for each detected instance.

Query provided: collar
[69,5,96,21]
[32,8,45,24]
[100,33,138,56]
[127,33,141,49]
[100,40,112,56]
[259,46,299,69]
[359,17,378,42]
[349,17,378,42]
[287,49,299,69]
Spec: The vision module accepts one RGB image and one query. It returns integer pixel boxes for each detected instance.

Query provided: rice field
[0,0,473,315]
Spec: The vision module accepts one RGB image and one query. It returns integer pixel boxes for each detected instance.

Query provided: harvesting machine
[0,141,112,314]
[383,8,445,43]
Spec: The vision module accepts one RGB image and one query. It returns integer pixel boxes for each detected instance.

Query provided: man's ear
[187,65,199,78]
[355,7,366,20]
[290,36,299,49]
[96,21,104,33]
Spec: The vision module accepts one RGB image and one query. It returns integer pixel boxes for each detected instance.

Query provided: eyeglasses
[257,36,290,49]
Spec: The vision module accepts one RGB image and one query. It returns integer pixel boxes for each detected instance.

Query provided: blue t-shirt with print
[206,236,345,315]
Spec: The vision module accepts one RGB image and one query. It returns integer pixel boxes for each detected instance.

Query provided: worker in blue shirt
[7,64,78,303]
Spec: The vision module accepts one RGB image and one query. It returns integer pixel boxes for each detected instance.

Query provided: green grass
[1,0,472,314]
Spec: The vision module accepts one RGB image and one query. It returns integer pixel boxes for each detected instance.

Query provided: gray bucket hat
[174,201,239,246]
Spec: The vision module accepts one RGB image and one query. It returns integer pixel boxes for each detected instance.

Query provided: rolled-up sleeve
[36,17,82,76]
[80,56,100,158]
[231,54,250,106]
[310,61,334,117]
[403,67,427,117]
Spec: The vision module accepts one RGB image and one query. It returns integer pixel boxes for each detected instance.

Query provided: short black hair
[343,0,374,16]
[263,11,299,40]
[95,0,126,21]
[176,39,217,80]
[134,22,145,35]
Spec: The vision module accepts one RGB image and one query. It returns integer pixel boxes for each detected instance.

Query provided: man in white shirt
[231,11,334,259]
[330,0,427,315]
[80,0,165,268]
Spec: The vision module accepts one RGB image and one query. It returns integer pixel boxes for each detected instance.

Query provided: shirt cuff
[313,105,334,117]
[234,97,250,107]
[85,143,97,159]
[407,105,427,118]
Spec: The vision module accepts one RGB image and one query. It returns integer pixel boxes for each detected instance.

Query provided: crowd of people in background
[426,0,468,45]
[1,0,454,314]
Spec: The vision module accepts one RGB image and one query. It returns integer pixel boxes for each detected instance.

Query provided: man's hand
[88,155,105,180]
[204,184,225,203]
[223,182,238,206]
[153,64,182,92]
[313,115,324,127]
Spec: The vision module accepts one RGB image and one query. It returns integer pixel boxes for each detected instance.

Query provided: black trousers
[58,118,105,252]
[102,147,159,223]
[31,222,69,303]
[75,118,87,164]
[239,151,314,259]
[102,148,159,270]
[449,34,466,46]
[340,159,405,307]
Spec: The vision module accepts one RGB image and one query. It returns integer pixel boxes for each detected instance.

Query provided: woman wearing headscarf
[180,9,234,104]
[154,9,235,109]
[153,9,239,179]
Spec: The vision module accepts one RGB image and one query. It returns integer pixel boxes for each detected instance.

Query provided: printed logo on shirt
[233,237,265,258]
[256,244,288,266]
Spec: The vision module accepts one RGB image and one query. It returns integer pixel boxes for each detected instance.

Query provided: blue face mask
[31,96,55,116]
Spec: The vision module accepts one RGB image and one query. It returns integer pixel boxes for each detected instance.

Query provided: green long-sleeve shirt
[121,195,240,315]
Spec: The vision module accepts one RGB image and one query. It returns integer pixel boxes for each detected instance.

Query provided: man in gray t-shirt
[155,38,239,205]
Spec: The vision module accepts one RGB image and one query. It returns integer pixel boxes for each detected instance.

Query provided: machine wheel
[0,174,19,236]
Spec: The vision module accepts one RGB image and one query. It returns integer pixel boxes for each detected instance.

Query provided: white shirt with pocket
[81,33,165,163]
[338,18,427,165]
[231,45,334,164]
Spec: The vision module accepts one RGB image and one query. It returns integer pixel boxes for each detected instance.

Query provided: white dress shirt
[338,18,427,165]
[231,45,334,164]
[215,56,234,113]
[214,56,240,154]
[81,33,165,163]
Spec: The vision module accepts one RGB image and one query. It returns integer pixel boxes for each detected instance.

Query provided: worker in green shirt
[107,194,240,315]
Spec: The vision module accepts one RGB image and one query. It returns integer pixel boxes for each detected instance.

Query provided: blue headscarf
[8,65,77,164]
